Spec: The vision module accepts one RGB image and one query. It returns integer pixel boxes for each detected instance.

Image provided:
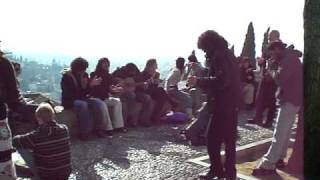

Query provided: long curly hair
[197,30,228,54]
[94,57,110,73]
[70,57,88,73]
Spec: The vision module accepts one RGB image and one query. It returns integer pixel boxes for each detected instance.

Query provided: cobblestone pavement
[17,109,275,180]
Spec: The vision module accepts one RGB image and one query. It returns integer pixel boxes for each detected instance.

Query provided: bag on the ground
[161,111,189,124]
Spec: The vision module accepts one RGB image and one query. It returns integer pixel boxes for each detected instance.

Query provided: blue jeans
[73,98,108,134]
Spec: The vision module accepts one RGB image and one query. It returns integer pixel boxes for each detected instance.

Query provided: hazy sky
[0,0,304,62]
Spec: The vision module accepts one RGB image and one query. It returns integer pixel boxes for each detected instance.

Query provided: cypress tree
[303,0,320,178]
[241,22,256,69]
[230,45,235,54]
[261,27,270,59]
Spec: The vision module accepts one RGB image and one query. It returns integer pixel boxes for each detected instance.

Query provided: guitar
[116,72,160,93]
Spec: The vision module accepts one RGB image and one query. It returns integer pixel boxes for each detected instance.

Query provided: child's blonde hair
[35,103,55,122]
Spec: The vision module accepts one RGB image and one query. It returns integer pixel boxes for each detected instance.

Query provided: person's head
[268,40,286,60]
[70,57,89,75]
[176,57,185,72]
[12,62,21,76]
[95,57,110,73]
[197,30,228,58]
[35,103,55,125]
[144,58,158,74]
[188,50,198,63]
[125,63,140,77]
[269,30,280,42]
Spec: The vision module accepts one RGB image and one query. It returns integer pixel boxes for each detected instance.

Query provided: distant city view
[4,52,183,102]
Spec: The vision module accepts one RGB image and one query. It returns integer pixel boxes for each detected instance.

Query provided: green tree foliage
[241,22,256,69]
[304,0,320,178]
[261,27,270,59]
[230,45,235,54]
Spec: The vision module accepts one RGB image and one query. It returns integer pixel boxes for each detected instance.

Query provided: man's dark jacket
[196,49,241,128]
[90,70,113,100]
[60,69,89,109]
[0,56,25,110]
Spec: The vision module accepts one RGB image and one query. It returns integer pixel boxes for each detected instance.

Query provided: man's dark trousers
[254,77,277,124]
[207,101,237,179]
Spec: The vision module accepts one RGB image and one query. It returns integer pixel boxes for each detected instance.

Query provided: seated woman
[165,57,193,119]
[61,57,111,141]
[90,57,127,133]
[140,59,173,123]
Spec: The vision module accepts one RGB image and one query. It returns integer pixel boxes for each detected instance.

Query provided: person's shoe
[15,164,34,178]
[114,127,128,133]
[103,130,113,138]
[276,159,286,169]
[252,167,276,176]
[199,170,220,179]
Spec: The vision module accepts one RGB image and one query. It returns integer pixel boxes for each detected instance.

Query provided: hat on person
[188,50,198,62]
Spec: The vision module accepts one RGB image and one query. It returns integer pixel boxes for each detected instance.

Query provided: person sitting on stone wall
[112,63,155,127]
[165,57,193,119]
[140,58,173,123]
[184,50,206,114]
[60,57,112,140]
[90,57,128,133]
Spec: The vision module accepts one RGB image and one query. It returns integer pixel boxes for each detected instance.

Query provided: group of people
[60,54,208,141]
[0,28,302,180]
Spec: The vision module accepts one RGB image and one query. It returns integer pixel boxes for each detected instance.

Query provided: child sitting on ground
[12,103,71,180]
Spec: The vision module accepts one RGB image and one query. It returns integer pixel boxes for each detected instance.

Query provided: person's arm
[165,69,180,90]
[196,76,218,91]
[273,57,299,85]
[4,59,25,110]
[12,131,36,150]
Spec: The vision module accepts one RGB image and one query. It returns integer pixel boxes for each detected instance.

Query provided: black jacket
[60,69,89,109]
[0,56,25,110]
[90,70,113,100]
[196,49,241,125]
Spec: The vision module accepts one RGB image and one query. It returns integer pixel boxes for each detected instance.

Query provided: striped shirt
[13,121,71,179]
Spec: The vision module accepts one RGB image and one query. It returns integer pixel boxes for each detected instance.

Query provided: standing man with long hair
[188,30,241,180]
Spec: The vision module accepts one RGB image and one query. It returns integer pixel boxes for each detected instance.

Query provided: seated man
[185,50,206,114]
[165,57,193,119]
[112,63,155,127]
[13,103,71,180]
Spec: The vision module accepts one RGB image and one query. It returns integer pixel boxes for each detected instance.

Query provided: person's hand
[111,84,123,93]
[257,58,265,65]
[191,62,197,69]
[143,82,149,89]
[246,68,253,73]
[90,76,102,87]
[187,76,197,87]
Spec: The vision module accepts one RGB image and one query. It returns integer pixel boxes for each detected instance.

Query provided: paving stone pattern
[17,110,275,180]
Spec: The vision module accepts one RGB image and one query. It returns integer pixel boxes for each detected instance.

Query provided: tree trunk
[302,0,320,178]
